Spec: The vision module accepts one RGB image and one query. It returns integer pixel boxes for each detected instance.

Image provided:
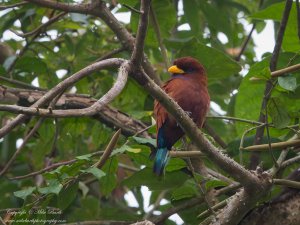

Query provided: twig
[242,139,300,151]
[186,158,215,216]
[281,153,300,169]
[122,4,142,14]
[270,149,289,176]
[10,12,67,38]
[149,5,169,71]
[143,190,167,219]
[9,151,104,180]
[235,0,264,61]
[93,129,121,168]
[0,1,27,10]
[169,150,204,158]
[235,24,256,61]
[197,199,227,219]
[0,76,44,90]
[95,47,126,62]
[271,63,300,77]
[152,197,204,224]
[273,178,300,189]
[203,122,227,148]
[0,58,124,138]
[0,118,45,176]
[207,115,263,125]
[265,106,278,167]
[0,61,129,117]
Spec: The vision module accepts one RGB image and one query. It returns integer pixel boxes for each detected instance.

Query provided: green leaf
[15,56,47,74]
[183,0,201,34]
[205,179,228,190]
[83,167,106,180]
[99,157,118,196]
[165,158,186,172]
[38,180,63,195]
[131,136,156,146]
[178,39,241,83]
[14,187,36,200]
[235,58,269,135]
[76,153,93,161]
[268,97,290,128]
[58,182,78,210]
[251,2,300,52]
[171,179,198,201]
[278,75,297,92]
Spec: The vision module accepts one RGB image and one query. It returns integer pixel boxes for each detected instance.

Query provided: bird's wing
[154,79,183,129]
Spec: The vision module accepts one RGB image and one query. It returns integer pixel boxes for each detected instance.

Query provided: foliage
[0,0,299,224]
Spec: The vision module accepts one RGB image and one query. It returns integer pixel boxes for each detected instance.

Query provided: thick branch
[0,61,129,117]
[0,85,149,137]
[0,58,124,138]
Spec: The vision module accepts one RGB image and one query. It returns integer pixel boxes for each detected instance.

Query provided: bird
[152,56,210,175]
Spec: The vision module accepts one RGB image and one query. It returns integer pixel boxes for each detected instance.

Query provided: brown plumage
[153,56,210,175]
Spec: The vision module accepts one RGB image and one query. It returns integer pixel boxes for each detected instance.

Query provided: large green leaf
[268,97,290,128]
[58,181,79,210]
[234,58,269,135]
[14,187,36,200]
[251,2,300,52]
[178,39,241,82]
[38,180,63,195]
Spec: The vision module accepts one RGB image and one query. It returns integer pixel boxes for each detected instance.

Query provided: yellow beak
[168,65,184,74]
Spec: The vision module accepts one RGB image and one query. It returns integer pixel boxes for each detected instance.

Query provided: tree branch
[0,58,124,138]
[10,11,67,38]
[130,0,151,67]
[134,70,261,187]
[0,61,129,117]
[242,139,300,151]
[0,1,27,10]
[0,85,150,138]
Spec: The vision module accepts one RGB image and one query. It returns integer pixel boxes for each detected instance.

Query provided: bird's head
[168,57,205,75]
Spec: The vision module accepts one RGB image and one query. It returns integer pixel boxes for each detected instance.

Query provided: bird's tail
[153,147,169,176]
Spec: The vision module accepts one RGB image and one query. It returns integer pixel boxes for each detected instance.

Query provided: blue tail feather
[153,147,169,176]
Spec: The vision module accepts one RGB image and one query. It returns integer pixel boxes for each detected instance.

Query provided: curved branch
[0,58,124,138]
[0,85,150,138]
[0,61,129,117]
